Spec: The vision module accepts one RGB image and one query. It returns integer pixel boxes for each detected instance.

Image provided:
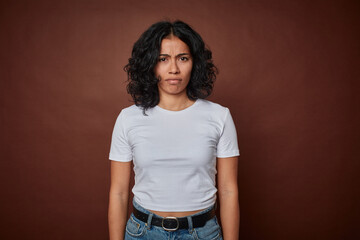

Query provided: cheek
[186,66,193,80]
[153,65,161,78]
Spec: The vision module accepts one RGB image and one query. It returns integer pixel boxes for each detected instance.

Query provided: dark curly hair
[124,20,218,113]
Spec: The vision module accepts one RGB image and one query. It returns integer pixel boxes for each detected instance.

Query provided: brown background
[1,0,359,239]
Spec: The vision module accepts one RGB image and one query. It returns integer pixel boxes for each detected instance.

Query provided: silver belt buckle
[162,216,179,231]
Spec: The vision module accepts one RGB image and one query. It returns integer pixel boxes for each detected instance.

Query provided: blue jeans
[125,200,223,240]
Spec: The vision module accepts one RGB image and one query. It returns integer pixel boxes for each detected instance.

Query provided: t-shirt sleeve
[216,108,240,158]
[109,111,132,162]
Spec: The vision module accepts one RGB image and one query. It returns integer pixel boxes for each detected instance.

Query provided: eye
[179,56,189,61]
[158,57,167,62]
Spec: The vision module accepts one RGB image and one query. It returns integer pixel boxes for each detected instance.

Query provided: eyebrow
[159,53,191,57]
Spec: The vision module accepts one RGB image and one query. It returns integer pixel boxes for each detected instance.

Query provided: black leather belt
[132,206,216,231]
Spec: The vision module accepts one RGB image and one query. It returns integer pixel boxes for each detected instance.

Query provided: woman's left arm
[217,156,240,240]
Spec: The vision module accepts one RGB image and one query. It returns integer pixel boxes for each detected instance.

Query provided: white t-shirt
[109,99,240,211]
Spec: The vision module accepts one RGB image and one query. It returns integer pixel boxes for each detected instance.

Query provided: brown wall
[1,0,359,239]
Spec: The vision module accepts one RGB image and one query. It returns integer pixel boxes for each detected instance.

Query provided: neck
[158,93,195,111]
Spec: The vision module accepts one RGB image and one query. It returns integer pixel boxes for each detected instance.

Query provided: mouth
[165,78,182,84]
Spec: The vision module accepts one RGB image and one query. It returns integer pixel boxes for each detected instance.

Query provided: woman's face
[154,36,193,99]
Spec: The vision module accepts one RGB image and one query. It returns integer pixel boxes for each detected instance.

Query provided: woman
[108,20,240,240]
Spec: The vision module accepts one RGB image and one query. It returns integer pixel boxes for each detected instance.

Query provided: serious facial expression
[154,36,193,98]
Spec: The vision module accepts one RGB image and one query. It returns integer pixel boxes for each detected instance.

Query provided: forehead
[159,36,190,54]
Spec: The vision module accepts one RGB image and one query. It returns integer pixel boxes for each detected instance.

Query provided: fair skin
[108,35,239,240]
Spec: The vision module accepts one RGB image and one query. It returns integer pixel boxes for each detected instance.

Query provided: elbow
[109,188,129,201]
[217,185,238,199]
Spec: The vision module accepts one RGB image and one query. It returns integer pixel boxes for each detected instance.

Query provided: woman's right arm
[108,160,132,240]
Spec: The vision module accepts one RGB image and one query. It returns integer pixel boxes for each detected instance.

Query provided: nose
[169,59,180,74]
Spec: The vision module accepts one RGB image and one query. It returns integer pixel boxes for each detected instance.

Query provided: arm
[217,156,240,240]
[108,160,132,240]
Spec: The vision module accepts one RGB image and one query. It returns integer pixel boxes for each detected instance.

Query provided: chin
[163,88,185,94]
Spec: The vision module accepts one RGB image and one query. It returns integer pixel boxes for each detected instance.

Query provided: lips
[166,78,182,84]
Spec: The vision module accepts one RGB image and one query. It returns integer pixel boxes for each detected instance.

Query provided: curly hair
[124,20,218,113]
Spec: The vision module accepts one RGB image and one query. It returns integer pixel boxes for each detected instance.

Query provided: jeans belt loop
[187,216,194,232]
[146,213,153,229]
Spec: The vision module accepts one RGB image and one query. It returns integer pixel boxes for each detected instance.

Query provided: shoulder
[120,104,142,115]
[115,104,144,123]
[197,99,229,116]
